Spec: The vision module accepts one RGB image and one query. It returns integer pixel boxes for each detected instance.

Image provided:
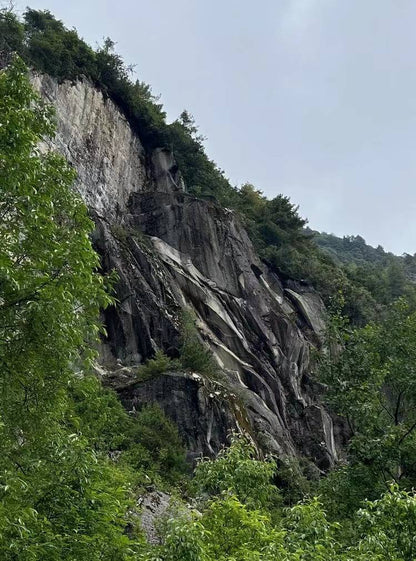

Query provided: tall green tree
[319,299,416,516]
[0,56,140,560]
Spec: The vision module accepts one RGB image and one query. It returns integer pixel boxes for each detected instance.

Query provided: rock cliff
[33,73,340,469]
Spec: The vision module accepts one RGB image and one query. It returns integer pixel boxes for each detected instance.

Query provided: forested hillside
[2,8,416,560]
[314,232,395,266]
[2,7,416,325]
[313,231,416,307]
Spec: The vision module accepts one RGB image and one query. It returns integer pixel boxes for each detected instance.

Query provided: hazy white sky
[12,0,416,254]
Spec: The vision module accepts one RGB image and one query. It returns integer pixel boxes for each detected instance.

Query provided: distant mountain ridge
[312,229,416,288]
[312,229,415,268]
[311,231,391,265]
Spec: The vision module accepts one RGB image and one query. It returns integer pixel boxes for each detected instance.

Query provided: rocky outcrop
[32,74,183,219]
[33,72,340,469]
[139,491,171,545]
[109,369,238,461]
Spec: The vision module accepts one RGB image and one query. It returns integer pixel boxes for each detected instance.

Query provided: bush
[136,350,179,381]
[179,311,219,377]
[68,375,188,485]
[126,404,189,484]
[194,433,280,511]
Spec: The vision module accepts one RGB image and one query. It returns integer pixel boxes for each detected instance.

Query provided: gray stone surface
[34,73,342,469]
[139,491,171,545]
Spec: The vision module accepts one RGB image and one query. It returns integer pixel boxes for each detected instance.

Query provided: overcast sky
[12,0,416,254]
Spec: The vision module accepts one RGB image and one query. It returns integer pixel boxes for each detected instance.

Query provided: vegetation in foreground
[0,56,186,559]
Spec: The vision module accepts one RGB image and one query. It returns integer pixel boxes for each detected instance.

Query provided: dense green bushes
[194,434,281,512]
[142,436,416,560]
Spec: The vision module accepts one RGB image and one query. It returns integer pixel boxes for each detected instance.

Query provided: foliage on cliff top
[2,6,415,325]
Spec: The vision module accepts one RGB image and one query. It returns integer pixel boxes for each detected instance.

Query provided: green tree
[283,498,340,561]
[179,310,219,377]
[0,55,111,442]
[194,433,280,511]
[0,8,24,56]
[201,495,283,561]
[0,56,140,560]
[353,486,416,561]
[319,299,416,515]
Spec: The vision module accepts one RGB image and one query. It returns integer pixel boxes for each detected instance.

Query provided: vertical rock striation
[33,73,340,468]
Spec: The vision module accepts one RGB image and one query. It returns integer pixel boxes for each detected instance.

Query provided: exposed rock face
[110,369,237,461]
[33,73,340,469]
[139,491,171,545]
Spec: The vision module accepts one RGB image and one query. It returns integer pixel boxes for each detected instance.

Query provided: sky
[11,0,416,254]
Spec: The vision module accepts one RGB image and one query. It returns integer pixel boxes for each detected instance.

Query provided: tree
[0,54,111,441]
[0,56,141,560]
[0,8,24,57]
[319,299,416,515]
[194,433,280,511]
[354,486,416,561]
